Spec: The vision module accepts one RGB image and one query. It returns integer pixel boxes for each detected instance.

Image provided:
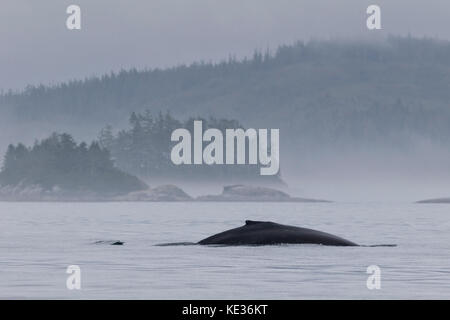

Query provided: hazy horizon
[2,0,450,91]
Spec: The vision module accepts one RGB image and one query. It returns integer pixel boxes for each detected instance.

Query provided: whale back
[198,220,358,246]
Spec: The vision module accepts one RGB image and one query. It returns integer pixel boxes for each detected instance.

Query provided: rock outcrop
[196,185,330,202]
[0,183,105,201]
[114,185,193,201]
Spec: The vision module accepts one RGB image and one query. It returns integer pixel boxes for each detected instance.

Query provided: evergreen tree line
[0,133,147,194]
[98,111,281,182]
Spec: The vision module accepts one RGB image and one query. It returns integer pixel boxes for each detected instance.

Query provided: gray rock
[94,240,124,245]
[196,185,330,202]
[115,184,192,201]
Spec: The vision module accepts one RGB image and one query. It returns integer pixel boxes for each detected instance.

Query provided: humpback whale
[155,220,396,247]
[198,220,358,246]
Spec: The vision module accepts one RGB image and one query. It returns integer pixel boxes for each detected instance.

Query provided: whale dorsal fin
[245,220,265,225]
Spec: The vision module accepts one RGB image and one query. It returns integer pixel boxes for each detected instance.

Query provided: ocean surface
[0,201,449,299]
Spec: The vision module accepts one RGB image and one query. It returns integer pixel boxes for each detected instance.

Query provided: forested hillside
[1,36,450,152]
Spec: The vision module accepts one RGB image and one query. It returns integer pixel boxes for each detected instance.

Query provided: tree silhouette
[0,133,147,195]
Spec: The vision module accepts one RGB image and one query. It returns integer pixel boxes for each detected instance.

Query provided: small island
[0,133,147,201]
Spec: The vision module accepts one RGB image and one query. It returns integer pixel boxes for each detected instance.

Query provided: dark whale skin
[198,220,358,246]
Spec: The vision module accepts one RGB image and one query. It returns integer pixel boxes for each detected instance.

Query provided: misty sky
[1,0,449,91]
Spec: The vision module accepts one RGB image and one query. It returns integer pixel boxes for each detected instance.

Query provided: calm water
[0,201,449,299]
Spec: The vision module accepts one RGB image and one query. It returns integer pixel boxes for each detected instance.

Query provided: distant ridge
[2,36,450,151]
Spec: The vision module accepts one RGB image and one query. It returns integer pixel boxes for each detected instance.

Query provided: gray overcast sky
[1,0,449,91]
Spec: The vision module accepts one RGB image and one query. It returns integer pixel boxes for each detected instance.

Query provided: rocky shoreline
[0,184,330,203]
